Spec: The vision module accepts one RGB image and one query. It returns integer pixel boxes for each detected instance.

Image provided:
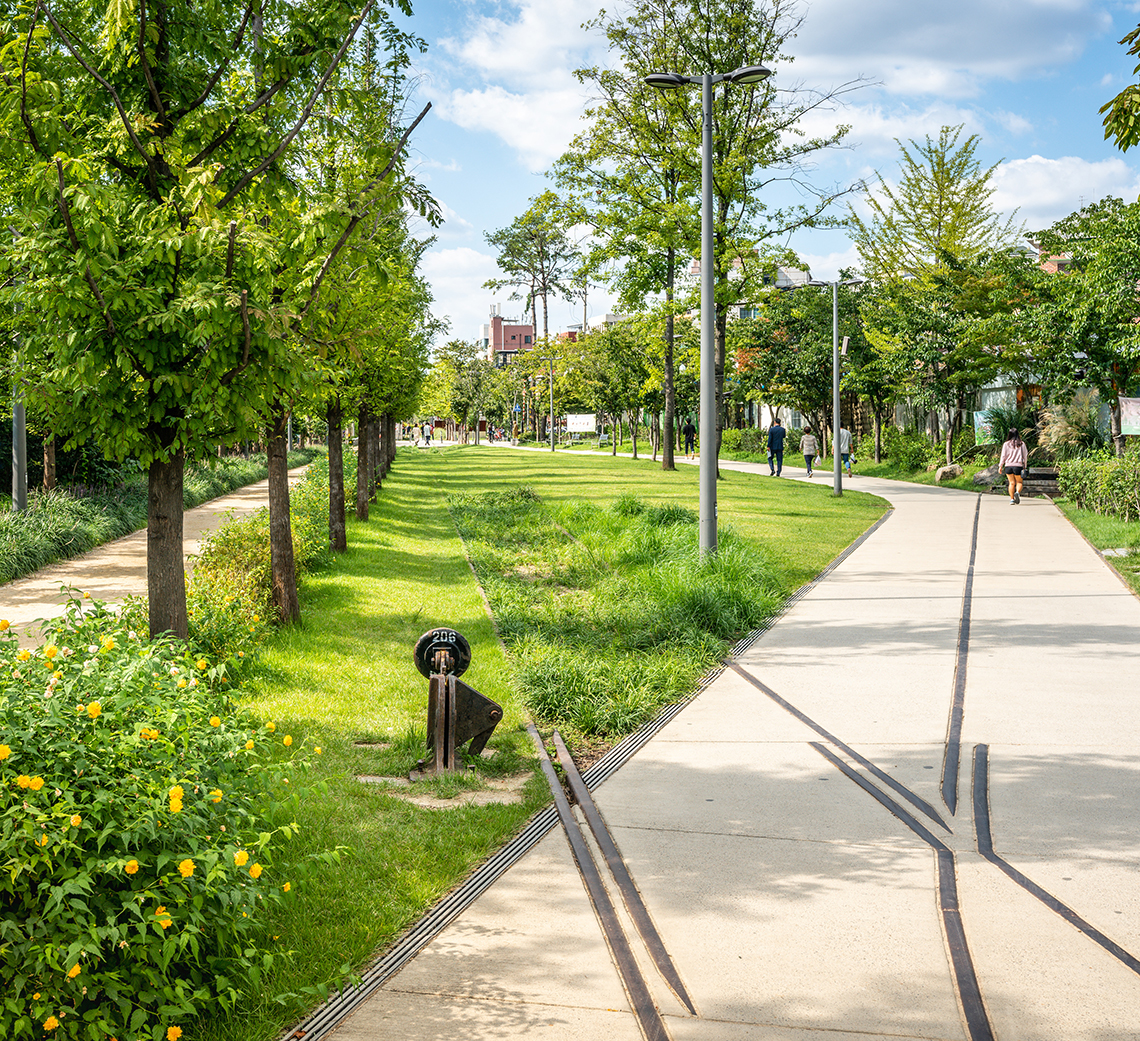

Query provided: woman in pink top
[998,427,1029,504]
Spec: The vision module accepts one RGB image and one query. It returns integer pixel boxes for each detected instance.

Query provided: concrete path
[0,470,305,643]
[329,465,1140,1041]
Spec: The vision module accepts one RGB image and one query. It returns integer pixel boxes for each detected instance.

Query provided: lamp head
[724,64,772,84]
[645,72,690,89]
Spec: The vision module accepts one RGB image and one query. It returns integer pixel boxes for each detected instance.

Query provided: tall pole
[832,281,842,497]
[699,73,717,556]
[549,358,555,452]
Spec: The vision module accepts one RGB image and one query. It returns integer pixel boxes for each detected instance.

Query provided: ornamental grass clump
[0,595,325,1041]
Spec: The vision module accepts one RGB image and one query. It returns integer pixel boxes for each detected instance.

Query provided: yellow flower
[283,735,292,747]
[0,744,10,761]
[86,702,101,719]
[43,1015,60,1031]
[177,678,187,688]
[32,992,40,1000]
[101,635,117,651]
[209,716,221,727]
[169,785,184,799]
[249,863,263,879]
[282,882,291,893]
[76,704,85,714]
[44,644,59,660]
[234,849,249,867]
[29,776,44,791]
[266,722,276,732]
[125,859,139,875]
[169,798,183,813]
[70,815,82,827]
[196,659,208,671]
[315,746,322,754]
[53,670,62,679]
[252,614,260,623]
[38,833,48,847]
[17,649,30,662]
[17,775,31,789]
[244,740,254,750]
[209,789,223,803]
[154,905,172,928]
[168,1028,183,1041]
[178,858,194,878]
[0,618,8,631]
[141,727,160,740]
[67,963,80,979]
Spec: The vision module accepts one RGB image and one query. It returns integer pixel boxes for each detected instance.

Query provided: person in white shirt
[998,428,1029,504]
[838,425,853,476]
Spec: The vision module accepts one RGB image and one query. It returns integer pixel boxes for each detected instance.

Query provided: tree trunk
[267,408,300,624]
[651,410,660,462]
[1110,401,1125,457]
[611,415,617,456]
[356,401,371,521]
[42,436,56,491]
[630,409,638,459]
[663,308,676,471]
[873,409,882,464]
[369,413,381,496]
[147,450,188,639]
[328,395,347,552]
[945,407,956,464]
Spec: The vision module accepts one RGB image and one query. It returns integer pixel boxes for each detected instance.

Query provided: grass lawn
[1054,500,1140,597]
[196,444,887,1041]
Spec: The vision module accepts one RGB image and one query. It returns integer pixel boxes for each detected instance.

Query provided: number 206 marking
[432,630,456,643]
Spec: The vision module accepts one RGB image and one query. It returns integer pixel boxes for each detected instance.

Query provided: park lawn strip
[194,444,887,1041]
[1055,500,1140,598]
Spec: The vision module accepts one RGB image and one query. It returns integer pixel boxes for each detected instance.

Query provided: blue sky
[391,0,1140,347]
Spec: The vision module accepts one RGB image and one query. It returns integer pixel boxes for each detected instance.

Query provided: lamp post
[807,277,864,497]
[646,63,772,556]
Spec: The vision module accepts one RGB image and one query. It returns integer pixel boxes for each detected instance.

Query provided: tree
[1100,25,1140,152]
[1034,198,1140,456]
[556,0,860,475]
[0,0,428,636]
[848,125,1023,280]
[484,192,577,340]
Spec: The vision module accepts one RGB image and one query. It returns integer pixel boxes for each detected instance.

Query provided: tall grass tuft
[450,489,780,739]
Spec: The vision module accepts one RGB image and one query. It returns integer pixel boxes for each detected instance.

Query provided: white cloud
[420,246,501,343]
[794,243,863,281]
[790,0,1111,96]
[991,155,1140,229]
[796,101,986,159]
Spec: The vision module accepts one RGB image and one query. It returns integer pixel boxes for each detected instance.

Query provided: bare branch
[137,0,166,123]
[217,0,377,209]
[40,1,159,190]
[300,102,431,316]
[20,4,44,156]
[171,0,254,121]
[56,159,115,336]
[225,221,237,279]
[241,290,251,364]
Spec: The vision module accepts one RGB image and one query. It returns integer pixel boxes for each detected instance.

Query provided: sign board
[1122,396,1140,436]
[566,413,596,433]
[973,409,998,446]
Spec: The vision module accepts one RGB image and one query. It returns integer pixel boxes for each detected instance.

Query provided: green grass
[191,444,887,1041]
[1055,500,1140,598]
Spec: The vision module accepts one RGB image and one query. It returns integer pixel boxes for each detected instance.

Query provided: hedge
[1058,451,1140,522]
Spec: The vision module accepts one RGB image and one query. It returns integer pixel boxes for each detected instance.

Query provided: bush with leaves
[0,596,328,1041]
[1058,448,1140,521]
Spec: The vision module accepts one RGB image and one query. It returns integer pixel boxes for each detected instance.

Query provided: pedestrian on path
[683,418,697,459]
[999,426,1028,504]
[801,427,819,477]
[767,417,785,476]
[838,425,853,476]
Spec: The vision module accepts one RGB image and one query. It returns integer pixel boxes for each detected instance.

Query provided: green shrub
[739,428,765,454]
[720,428,742,452]
[0,596,327,1041]
[882,427,933,471]
[784,427,803,454]
[1058,449,1140,521]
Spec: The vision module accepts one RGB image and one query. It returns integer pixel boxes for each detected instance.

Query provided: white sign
[566,413,596,433]
[1121,396,1140,436]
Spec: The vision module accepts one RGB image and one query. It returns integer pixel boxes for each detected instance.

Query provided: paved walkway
[0,470,305,643]
[328,463,1140,1041]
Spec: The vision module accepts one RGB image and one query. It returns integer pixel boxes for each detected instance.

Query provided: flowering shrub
[0,596,320,1040]
[1059,448,1140,521]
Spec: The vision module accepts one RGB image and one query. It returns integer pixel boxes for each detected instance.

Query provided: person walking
[682,418,697,460]
[838,425,854,476]
[999,426,1029,504]
[800,427,820,477]
[767,416,786,476]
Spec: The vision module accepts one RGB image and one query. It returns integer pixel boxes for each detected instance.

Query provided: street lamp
[647,62,772,556]
[807,277,865,497]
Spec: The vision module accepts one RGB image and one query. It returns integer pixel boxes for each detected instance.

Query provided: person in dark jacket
[767,417,786,476]
[682,418,697,459]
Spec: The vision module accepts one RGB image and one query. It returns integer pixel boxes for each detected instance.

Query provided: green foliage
[720,428,742,452]
[881,427,938,471]
[1038,393,1108,460]
[1100,25,1140,152]
[450,487,779,738]
[0,597,329,1041]
[1058,449,1140,521]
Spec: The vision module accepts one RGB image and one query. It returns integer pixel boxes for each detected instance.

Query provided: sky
[389,0,1140,348]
